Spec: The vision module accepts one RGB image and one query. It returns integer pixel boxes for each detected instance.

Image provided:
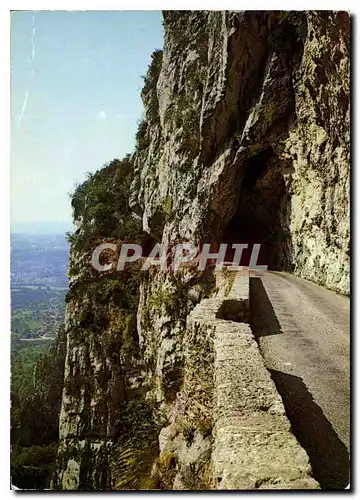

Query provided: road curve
[249,270,350,490]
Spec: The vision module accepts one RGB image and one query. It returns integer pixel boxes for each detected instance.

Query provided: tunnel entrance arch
[222,147,293,270]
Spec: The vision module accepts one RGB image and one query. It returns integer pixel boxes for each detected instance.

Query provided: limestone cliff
[133,10,350,294]
[54,11,349,490]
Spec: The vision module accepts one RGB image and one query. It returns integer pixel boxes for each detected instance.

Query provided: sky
[10,10,164,229]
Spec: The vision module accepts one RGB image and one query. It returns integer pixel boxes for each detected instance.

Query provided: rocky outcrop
[132,10,350,294]
[52,159,152,490]
[54,10,349,491]
[135,11,349,488]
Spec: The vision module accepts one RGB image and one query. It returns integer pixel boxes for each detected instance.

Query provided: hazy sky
[11,10,164,225]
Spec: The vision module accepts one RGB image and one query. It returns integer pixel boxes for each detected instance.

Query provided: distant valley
[11,231,70,489]
[11,233,69,344]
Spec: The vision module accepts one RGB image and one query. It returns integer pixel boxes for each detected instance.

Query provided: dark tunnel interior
[222,147,292,269]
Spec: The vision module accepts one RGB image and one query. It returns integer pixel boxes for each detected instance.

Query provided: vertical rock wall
[132,10,350,293]
[55,10,350,490]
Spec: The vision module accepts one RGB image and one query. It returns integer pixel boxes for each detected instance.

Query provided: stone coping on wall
[187,271,319,490]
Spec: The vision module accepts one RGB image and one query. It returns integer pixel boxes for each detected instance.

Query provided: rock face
[54,11,349,491]
[132,10,350,294]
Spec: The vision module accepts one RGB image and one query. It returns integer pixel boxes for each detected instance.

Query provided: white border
[3,1,358,10]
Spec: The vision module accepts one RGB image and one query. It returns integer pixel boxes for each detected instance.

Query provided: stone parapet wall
[188,272,319,490]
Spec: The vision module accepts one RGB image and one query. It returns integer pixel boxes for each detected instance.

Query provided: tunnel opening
[222,147,292,270]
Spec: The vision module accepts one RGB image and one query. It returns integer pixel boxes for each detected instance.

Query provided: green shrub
[112,398,160,490]
[11,443,58,490]
[68,156,146,255]
[11,326,66,489]
[135,120,150,151]
[141,49,163,99]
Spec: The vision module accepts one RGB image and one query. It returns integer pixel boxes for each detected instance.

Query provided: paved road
[250,270,350,489]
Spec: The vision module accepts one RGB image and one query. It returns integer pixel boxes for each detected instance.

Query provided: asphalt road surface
[250,270,350,490]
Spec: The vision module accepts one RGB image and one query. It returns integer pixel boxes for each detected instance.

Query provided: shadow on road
[250,277,282,337]
[270,369,349,490]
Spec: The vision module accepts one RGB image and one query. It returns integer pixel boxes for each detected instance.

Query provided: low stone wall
[188,271,319,490]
